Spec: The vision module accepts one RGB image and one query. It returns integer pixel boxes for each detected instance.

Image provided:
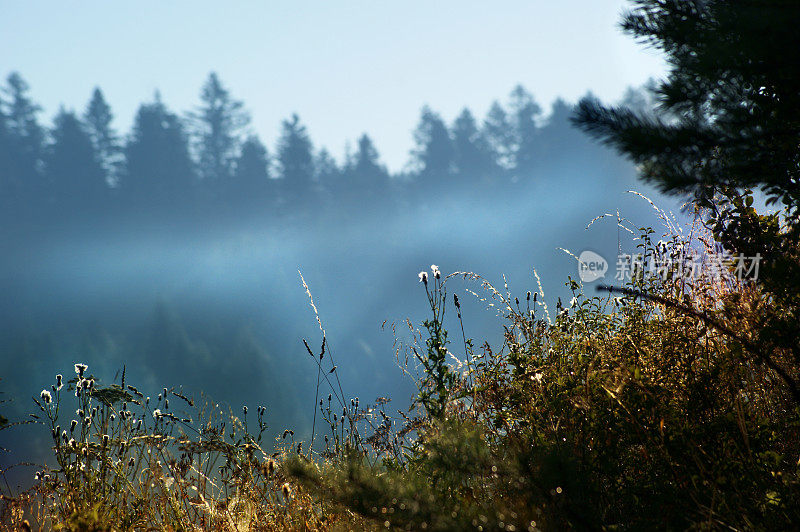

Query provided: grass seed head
[74,363,87,378]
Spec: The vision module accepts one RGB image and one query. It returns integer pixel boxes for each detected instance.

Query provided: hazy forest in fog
[0,71,651,228]
[0,69,656,411]
[0,69,659,479]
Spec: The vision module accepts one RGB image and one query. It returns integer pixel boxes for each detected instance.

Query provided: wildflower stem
[310,354,321,452]
[456,299,475,398]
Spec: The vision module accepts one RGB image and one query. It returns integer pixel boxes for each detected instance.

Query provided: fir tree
[123,94,196,210]
[482,101,514,174]
[508,85,542,179]
[3,72,45,203]
[351,133,388,195]
[0,88,13,202]
[231,134,271,208]
[83,87,120,186]
[276,113,315,206]
[45,108,106,211]
[314,147,340,185]
[189,73,250,184]
[573,0,800,208]
[451,108,496,185]
[411,106,454,186]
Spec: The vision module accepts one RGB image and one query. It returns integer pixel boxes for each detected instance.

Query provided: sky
[1,1,666,172]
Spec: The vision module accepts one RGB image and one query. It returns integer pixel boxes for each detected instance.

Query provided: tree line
[0,71,621,226]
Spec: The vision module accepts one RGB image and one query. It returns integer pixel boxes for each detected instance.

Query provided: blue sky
[2,1,665,171]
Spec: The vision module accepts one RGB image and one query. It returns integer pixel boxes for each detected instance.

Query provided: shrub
[289,211,800,530]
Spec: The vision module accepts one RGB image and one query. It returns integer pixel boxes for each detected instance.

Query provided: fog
[0,77,686,488]
[1,166,681,455]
